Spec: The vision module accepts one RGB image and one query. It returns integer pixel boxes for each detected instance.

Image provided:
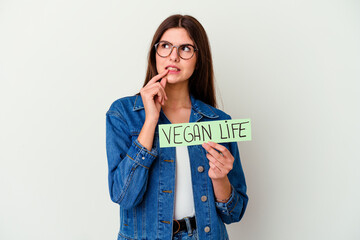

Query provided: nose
[169,46,180,62]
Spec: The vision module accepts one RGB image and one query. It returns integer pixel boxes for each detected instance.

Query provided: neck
[163,82,191,110]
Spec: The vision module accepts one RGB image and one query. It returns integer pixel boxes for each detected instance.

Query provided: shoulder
[107,95,139,113]
[106,94,144,122]
[106,94,146,130]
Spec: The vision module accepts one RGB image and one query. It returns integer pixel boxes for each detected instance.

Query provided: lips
[166,65,180,71]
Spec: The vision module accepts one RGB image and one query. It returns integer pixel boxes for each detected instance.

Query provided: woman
[106,14,248,240]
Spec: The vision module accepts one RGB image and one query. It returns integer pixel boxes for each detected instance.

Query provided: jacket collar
[133,94,219,119]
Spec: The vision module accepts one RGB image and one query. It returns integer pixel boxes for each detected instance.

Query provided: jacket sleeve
[215,140,249,224]
[106,110,157,209]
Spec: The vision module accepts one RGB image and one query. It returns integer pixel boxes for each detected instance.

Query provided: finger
[160,77,167,88]
[154,95,161,105]
[147,69,169,85]
[202,142,224,161]
[143,84,161,104]
[155,82,167,105]
[207,141,232,159]
[147,82,166,102]
[206,153,225,168]
[159,78,168,100]
[208,160,222,173]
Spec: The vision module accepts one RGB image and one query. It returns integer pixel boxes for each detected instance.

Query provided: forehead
[159,28,194,45]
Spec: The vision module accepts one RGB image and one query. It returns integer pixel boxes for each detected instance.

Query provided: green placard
[158,119,251,148]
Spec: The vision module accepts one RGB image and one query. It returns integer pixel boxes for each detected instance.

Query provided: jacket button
[201,195,207,202]
[197,166,204,172]
[204,226,210,233]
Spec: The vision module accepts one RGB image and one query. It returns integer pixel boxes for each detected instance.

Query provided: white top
[173,145,195,220]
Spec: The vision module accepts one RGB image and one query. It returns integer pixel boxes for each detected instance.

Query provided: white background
[1,0,359,239]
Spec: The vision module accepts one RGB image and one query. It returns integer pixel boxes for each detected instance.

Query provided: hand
[202,141,234,180]
[140,69,169,123]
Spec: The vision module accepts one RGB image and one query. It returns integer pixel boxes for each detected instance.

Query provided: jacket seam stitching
[205,105,218,116]
[229,195,239,214]
[118,231,134,240]
[134,141,156,157]
[126,154,150,169]
[107,111,127,123]
[226,187,235,206]
[117,162,137,204]
[206,179,212,239]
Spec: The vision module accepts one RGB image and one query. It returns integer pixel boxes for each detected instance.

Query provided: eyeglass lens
[156,41,195,59]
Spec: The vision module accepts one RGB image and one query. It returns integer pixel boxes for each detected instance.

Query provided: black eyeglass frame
[154,40,198,60]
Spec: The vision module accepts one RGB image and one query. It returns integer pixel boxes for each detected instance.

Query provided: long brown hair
[142,14,216,107]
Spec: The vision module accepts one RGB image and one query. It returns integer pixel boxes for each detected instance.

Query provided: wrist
[211,176,228,183]
[138,119,157,151]
[215,193,232,203]
[211,176,232,202]
[144,118,158,127]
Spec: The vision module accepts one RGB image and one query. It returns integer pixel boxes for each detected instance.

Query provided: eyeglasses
[154,41,197,60]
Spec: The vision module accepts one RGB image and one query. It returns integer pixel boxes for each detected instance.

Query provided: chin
[166,77,188,85]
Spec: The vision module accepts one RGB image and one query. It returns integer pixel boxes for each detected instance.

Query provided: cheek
[155,56,165,72]
[190,56,197,71]
[155,57,160,72]
[185,59,197,75]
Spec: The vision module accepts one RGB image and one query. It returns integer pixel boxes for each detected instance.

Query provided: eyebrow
[160,40,194,46]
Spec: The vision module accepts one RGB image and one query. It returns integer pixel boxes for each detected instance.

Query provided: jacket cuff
[126,138,158,169]
[215,185,238,215]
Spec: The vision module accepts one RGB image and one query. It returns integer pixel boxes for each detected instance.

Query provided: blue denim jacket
[106,94,248,240]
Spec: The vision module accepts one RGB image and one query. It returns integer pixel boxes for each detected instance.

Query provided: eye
[180,45,192,52]
[160,42,171,49]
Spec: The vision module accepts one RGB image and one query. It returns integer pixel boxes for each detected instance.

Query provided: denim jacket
[106,94,248,240]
